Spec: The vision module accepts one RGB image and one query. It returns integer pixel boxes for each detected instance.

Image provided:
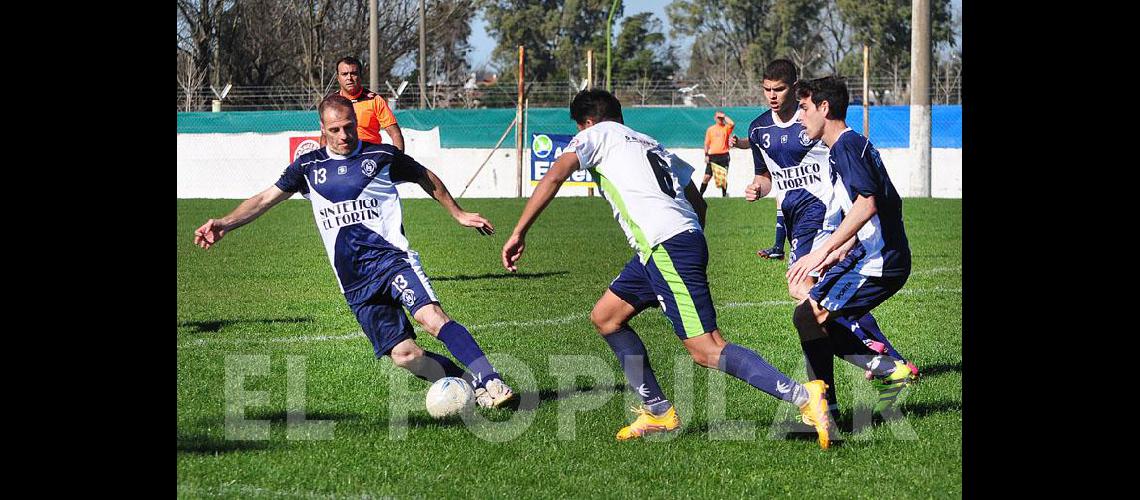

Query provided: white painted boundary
[179,286,959,348]
[177,130,963,199]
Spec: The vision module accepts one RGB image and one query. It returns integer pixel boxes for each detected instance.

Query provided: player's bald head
[319,95,356,124]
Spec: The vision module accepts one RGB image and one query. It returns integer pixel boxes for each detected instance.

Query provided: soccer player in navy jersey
[193,95,515,408]
[737,60,916,418]
[787,76,915,415]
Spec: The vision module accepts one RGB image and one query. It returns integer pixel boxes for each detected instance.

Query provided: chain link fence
[177,76,961,112]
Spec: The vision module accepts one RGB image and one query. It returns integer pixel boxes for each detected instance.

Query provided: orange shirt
[330,89,398,144]
[704,118,735,155]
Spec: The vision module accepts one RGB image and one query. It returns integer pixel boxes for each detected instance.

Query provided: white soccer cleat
[474,378,515,408]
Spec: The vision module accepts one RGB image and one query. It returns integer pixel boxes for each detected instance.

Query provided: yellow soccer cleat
[798,380,832,450]
[616,405,680,441]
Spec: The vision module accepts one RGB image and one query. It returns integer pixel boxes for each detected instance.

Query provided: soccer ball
[425,377,475,418]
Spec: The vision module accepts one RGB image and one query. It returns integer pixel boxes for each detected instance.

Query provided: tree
[837,0,956,103]
[817,0,855,76]
[428,0,477,84]
[177,0,226,109]
[479,0,620,84]
[178,0,479,110]
[666,0,824,81]
[612,12,678,82]
[216,0,293,88]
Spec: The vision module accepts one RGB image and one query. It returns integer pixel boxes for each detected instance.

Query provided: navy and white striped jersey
[275,141,426,296]
[828,129,911,277]
[747,109,839,234]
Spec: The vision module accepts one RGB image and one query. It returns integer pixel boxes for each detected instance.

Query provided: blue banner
[530,133,596,186]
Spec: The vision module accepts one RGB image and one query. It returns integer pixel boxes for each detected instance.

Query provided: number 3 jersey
[747,109,840,234]
[563,121,701,262]
[275,141,427,298]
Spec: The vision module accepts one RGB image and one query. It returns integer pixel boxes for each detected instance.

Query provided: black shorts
[704,153,730,175]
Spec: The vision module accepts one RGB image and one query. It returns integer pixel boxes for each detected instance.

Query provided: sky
[465,0,962,72]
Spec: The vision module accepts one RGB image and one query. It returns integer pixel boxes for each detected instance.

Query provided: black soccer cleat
[757,246,785,260]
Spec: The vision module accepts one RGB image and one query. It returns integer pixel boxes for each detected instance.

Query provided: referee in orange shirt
[701,111,734,197]
[325,56,405,151]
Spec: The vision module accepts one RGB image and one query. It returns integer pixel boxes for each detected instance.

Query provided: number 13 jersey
[563,121,701,262]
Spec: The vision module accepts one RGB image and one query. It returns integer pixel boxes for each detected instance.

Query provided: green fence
[177,106,963,149]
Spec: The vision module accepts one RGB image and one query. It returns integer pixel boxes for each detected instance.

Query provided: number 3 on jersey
[646,151,675,196]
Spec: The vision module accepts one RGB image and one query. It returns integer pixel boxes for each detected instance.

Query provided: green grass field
[177,196,961,498]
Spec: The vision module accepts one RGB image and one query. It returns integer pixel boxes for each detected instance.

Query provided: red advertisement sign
[289,136,322,161]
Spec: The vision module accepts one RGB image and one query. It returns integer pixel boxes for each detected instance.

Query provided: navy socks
[602,326,670,412]
[719,343,805,405]
[436,321,500,388]
[773,210,787,250]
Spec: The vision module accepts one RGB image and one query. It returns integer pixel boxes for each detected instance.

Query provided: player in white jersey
[501,89,832,448]
[193,95,515,408]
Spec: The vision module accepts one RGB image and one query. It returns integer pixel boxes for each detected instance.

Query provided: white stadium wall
[177,128,962,199]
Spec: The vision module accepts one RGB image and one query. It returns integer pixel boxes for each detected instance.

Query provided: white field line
[910,266,961,276]
[179,271,959,347]
[721,300,796,308]
[897,286,961,295]
[181,312,587,347]
[178,482,368,499]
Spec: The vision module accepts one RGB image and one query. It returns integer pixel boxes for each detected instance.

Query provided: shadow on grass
[177,432,272,454]
[711,397,962,447]
[847,399,961,433]
[917,361,962,377]
[895,399,961,418]
[244,409,365,423]
[431,271,570,282]
[509,382,628,411]
[178,411,367,454]
[178,317,314,334]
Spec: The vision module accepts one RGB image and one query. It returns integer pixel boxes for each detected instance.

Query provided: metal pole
[606,0,619,91]
[587,49,594,88]
[863,43,870,137]
[460,118,517,198]
[944,60,951,104]
[587,49,595,197]
[909,0,931,197]
[419,0,427,109]
[370,0,378,93]
[517,46,525,198]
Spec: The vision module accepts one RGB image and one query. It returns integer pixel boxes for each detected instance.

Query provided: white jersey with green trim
[563,121,701,262]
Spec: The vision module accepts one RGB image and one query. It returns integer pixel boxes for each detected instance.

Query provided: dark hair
[318,94,355,121]
[763,59,798,85]
[569,89,623,125]
[335,56,363,72]
[795,76,849,120]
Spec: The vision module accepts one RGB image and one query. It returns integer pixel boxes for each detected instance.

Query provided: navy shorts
[344,251,440,357]
[783,197,826,265]
[609,229,718,340]
[809,255,908,319]
[788,228,831,267]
